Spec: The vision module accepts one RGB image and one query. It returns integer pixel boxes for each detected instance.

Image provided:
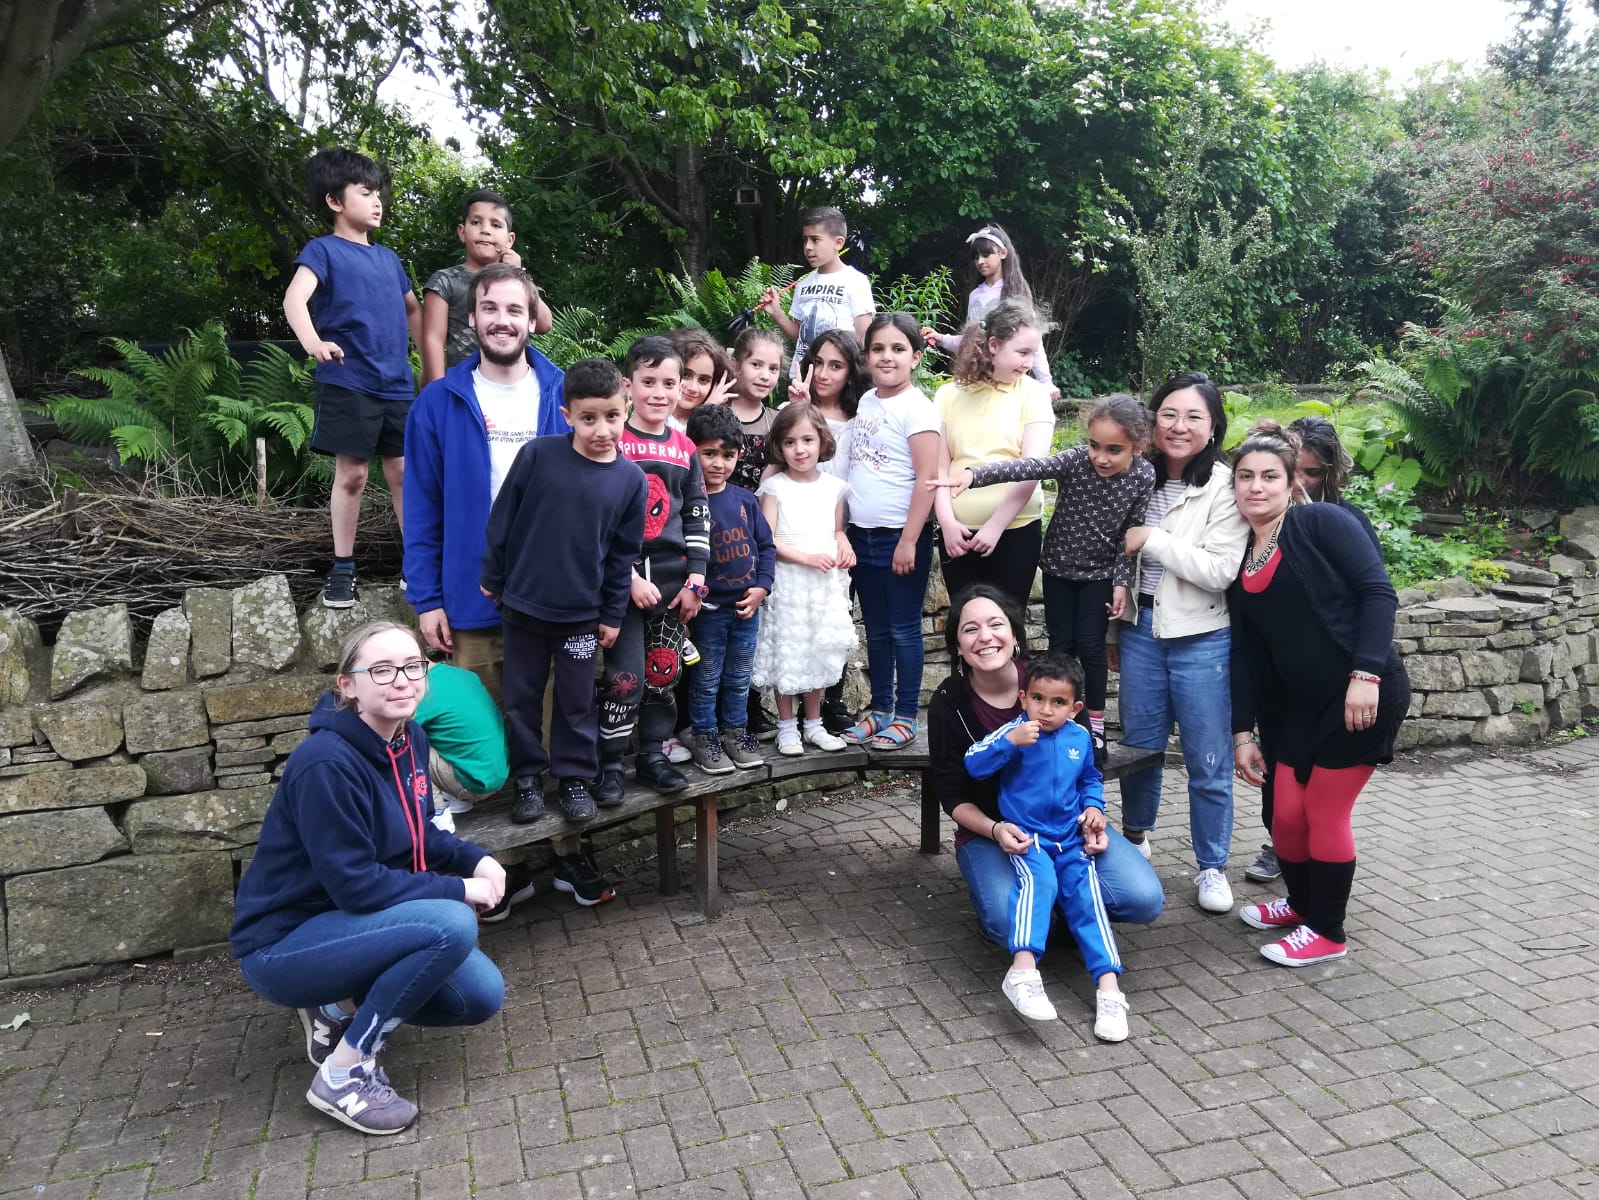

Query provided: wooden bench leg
[656,806,680,897]
[696,793,722,917]
[920,768,941,855]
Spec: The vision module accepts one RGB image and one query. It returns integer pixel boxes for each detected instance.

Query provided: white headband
[965,226,1005,246]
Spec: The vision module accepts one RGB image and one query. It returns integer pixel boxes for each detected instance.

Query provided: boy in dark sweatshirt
[596,336,712,801]
[481,358,646,823]
[681,404,776,775]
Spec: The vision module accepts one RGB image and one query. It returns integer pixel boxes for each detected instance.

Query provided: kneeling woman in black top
[1229,422,1409,967]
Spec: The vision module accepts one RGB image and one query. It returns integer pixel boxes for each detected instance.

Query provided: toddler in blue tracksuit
[964,652,1131,1042]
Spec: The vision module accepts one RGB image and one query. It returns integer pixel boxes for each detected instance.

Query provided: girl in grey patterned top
[929,395,1154,763]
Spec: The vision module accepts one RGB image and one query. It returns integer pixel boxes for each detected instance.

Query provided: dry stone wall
[2,504,1598,980]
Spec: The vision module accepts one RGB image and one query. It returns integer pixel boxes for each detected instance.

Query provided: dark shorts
[311,383,410,459]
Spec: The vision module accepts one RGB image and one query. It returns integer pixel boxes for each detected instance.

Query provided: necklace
[1243,514,1285,574]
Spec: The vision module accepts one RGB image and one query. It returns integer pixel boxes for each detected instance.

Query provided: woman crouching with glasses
[231,622,507,1134]
[1229,423,1408,967]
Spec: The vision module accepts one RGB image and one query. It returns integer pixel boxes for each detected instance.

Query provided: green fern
[650,258,797,334]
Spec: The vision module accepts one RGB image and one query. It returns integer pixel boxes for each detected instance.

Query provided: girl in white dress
[753,403,858,755]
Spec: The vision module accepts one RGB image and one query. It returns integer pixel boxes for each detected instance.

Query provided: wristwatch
[687,582,710,599]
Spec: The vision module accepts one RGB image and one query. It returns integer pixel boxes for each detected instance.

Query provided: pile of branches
[0,491,402,639]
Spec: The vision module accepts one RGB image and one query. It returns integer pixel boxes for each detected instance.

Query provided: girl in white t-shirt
[920,223,1056,399]
[840,313,941,749]
[786,329,866,481]
[932,300,1056,606]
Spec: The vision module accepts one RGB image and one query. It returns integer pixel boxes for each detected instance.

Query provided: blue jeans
[238,899,504,1057]
[1116,606,1235,870]
[687,605,760,734]
[956,825,1164,949]
[849,524,933,719]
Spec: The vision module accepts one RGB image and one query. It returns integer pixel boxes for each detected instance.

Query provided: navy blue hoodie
[230,694,488,958]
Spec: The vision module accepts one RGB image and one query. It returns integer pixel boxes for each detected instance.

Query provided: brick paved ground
[3,740,1599,1199]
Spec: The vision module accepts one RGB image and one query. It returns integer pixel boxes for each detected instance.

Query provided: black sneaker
[322,564,356,609]
[556,778,597,822]
[636,754,689,794]
[1091,729,1107,770]
[552,852,615,907]
[511,776,546,823]
[297,1005,351,1066]
[478,863,537,923]
[821,699,854,737]
[594,763,626,807]
[747,702,778,743]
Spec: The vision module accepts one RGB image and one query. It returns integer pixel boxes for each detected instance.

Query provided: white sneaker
[776,727,804,757]
[1129,836,1152,861]
[1094,990,1130,1042]
[663,736,693,765]
[803,725,847,752]
[1196,868,1234,913]
[1002,967,1057,1021]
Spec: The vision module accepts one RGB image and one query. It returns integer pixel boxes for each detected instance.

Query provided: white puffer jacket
[1111,465,1249,640]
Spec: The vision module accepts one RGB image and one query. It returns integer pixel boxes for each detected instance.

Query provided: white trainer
[1129,835,1152,861]
[1195,868,1234,913]
[1002,967,1057,1021]
[1094,990,1130,1042]
[803,725,847,752]
[776,727,804,757]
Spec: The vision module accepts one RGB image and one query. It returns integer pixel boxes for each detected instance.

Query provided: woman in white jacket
[1107,372,1249,914]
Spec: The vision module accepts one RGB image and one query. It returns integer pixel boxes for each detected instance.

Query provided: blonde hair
[334,621,427,710]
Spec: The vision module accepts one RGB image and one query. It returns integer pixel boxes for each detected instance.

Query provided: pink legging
[1270,762,1373,861]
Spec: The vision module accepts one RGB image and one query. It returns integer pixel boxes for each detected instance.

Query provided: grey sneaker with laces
[720,727,764,769]
[306,1061,418,1135]
[689,730,735,775]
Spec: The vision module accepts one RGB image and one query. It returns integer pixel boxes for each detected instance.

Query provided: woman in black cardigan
[1229,422,1409,967]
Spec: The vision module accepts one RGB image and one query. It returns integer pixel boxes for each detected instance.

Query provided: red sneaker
[1260,924,1347,967]
[1240,897,1301,930]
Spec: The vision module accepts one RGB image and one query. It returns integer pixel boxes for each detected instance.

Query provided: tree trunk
[0,347,41,481]
[675,143,710,279]
[0,0,146,147]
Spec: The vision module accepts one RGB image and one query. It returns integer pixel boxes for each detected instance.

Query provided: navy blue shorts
[311,382,410,459]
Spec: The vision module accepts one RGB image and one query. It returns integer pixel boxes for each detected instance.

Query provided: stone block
[140,746,214,795]
[1549,690,1585,729]
[296,585,412,673]
[1562,533,1599,560]
[1422,691,1490,718]
[1459,649,1518,687]
[0,808,127,875]
[216,772,273,789]
[1432,621,1502,637]
[1404,654,1464,692]
[1545,673,1572,702]
[270,729,309,755]
[1424,595,1500,620]
[213,747,274,768]
[1547,554,1584,577]
[183,588,233,678]
[1406,691,1423,719]
[1430,577,1480,600]
[1553,639,1574,678]
[232,575,302,670]
[1565,633,1594,670]
[122,691,208,755]
[4,852,233,974]
[1420,636,1485,651]
[1522,642,1556,682]
[0,763,146,815]
[1484,683,1545,715]
[0,707,29,747]
[1473,711,1548,746]
[140,608,191,690]
[1396,719,1473,749]
[924,568,949,616]
[49,604,134,698]
[1489,560,1558,586]
[1395,588,1430,608]
[0,609,44,707]
[202,675,328,725]
[212,714,311,739]
[34,687,127,761]
[1488,630,1534,649]
[124,784,273,853]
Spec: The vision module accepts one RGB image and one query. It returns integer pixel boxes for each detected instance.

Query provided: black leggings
[1041,575,1113,710]
[939,521,1041,611]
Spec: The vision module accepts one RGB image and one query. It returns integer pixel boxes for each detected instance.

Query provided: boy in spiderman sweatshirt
[596,335,712,802]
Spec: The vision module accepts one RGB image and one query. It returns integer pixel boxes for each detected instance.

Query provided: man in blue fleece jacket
[964,652,1130,1042]
[403,263,566,702]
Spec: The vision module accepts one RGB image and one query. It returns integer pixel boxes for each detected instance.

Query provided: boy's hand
[735,587,768,619]
[597,623,620,649]
[670,584,702,622]
[419,608,454,653]
[1108,585,1129,619]
[919,326,939,348]
[310,339,345,365]
[479,587,499,602]
[1007,720,1041,747]
[498,248,522,267]
[630,573,661,609]
[473,856,507,907]
[993,821,1032,855]
[926,469,973,498]
[1079,807,1107,844]
[758,286,783,316]
[836,534,856,570]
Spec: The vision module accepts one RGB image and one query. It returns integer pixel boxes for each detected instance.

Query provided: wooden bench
[454,740,1162,919]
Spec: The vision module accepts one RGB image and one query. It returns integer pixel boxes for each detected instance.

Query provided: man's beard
[479,333,527,367]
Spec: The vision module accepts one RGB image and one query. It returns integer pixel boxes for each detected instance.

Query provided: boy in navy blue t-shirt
[682,404,775,775]
[283,147,422,609]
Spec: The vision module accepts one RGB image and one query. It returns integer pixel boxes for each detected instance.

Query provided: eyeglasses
[348,660,429,685]
[1155,409,1210,428]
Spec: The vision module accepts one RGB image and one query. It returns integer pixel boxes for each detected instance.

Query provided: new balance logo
[312,1022,332,1047]
[336,1092,369,1118]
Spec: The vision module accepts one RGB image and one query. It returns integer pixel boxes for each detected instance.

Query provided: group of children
[283,145,1167,1042]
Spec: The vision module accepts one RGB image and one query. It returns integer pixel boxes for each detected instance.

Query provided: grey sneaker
[720,727,764,769]
[305,1062,418,1135]
[1244,843,1281,883]
[298,1006,350,1066]
[689,731,736,775]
